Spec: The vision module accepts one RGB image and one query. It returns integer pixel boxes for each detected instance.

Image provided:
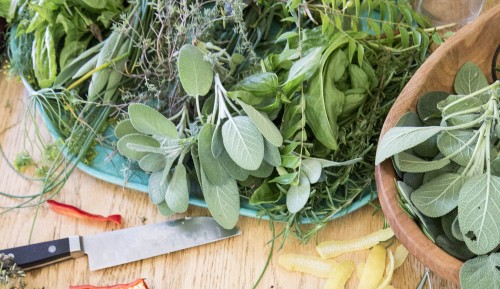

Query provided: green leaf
[222,116,264,171]
[357,43,364,67]
[416,91,450,126]
[347,38,356,63]
[157,201,175,216]
[237,100,283,147]
[301,159,322,184]
[375,126,444,165]
[454,62,489,95]
[211,122,224,158]
[139,153,166,173]
[249,161,274,178]
[460,254,500,289]
[236,72,278,98]
[285,47,323,85]
[394,152,450,173]
[177,44,214,97]
[114,119,139,138]
[286,174,311,213]
[451,215,464,242]
[437,130,478,166]
[411,173,464,218]
[200,169,240,229]
[316,157,362,167]
[264,139,282,167]
[459,174,500,255]
[270,172,298,185]
[198,124,230,185]
[400,28,409,48]
[219,150,250,181]
[117,134,160,161]
[148,170,168,205]
[165,164,189,213]
[436,234,476,261]
[249,182,281,205]
[128,104,178,138]
[349,64,369,90]
[382,23,394,46]
[281,155,300,169]
[329,49,349,82]
[396,111,423,127]
[403,172,424,190]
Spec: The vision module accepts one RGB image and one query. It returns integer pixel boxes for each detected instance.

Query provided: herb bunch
[376,62,500,289]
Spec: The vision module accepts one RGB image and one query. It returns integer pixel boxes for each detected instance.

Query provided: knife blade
[0,216,240,271]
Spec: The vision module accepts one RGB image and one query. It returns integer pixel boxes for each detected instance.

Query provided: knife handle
[0,236,83,271]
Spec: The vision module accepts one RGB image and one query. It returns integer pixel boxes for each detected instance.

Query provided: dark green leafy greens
[376,61,500,288]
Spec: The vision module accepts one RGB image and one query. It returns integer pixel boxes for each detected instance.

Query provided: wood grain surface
[0,2,498,288]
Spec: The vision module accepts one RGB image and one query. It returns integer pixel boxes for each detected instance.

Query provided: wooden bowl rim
[375,4,500,286]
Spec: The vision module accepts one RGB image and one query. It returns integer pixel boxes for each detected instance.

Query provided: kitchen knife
[0,216,240,271]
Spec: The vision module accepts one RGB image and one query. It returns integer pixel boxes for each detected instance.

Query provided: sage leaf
[211,122,224,158]
[403,173,424,190]
[165,164,189,213]
[139,153,166,173]
[237,100,283,147]
[396,111,423,127]
[411,173,464,218]
[157,201,175,216]
[301,159,322,184]
[394,152,450,173]
[191,146,202,183]
[286,174,311,213]
[413,134,439,159]
[177,44,213,97]
[451,215,464,242]
[458,174,500,255]
[128,103,177,138]
[198,124,230,185]
[249,161,274,178]
[416,91,449,126]
[436,234,476,261]
[200,169,240,229]
[438,95,483,115]
[437,130,477,167]
[222,116,264,171]
[460,254,500,289]
[454,62,489,95]
[219,150,250,181]
[375,126,444,165]
[148,170,168,205]
[249,182,281,205]
[114,119,139,138]
[263,139,282,167]
[117,134,160,161]
[317,157,362,168]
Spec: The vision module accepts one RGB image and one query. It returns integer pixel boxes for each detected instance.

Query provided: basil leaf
[454,61,489,95]
[114,119,139,138]
[198,124,230,185]
[394,152,450,173]
[237,100,283,147]
[286,174,311,213]
[249,182,281,205]
[458,174,500,255]
[460,254,500,289]
[222,116,264,171]
[128,103,178,138]
[375,126,444,165]
[117,134,160,161]
[177,44,213,97]
[285,46,323,85]
[200,169,240,229]
[437,130,477,166]
[329,49,348,82]
[236,72,278,98]
[411,173,464,218]
[165,164,189,213]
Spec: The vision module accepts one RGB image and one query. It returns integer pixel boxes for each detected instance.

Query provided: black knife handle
[0,238,74,271]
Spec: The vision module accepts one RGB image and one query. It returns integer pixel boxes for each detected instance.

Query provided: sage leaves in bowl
[375,62,500,289]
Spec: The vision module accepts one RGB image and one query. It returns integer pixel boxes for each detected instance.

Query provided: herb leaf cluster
[376,62,500,288]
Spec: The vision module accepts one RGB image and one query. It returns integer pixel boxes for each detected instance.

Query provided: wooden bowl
[375,4,500,286]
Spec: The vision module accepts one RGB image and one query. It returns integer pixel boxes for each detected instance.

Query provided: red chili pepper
[47,200,122,225]
[69,278,149,289]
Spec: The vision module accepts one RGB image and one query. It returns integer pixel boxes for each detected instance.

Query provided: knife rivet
[48,245,56,253]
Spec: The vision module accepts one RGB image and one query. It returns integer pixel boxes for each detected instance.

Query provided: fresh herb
[0,253,26,289]
[376,61,500,288]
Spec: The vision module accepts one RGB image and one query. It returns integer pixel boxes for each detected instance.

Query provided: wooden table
[0,2,498,288]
